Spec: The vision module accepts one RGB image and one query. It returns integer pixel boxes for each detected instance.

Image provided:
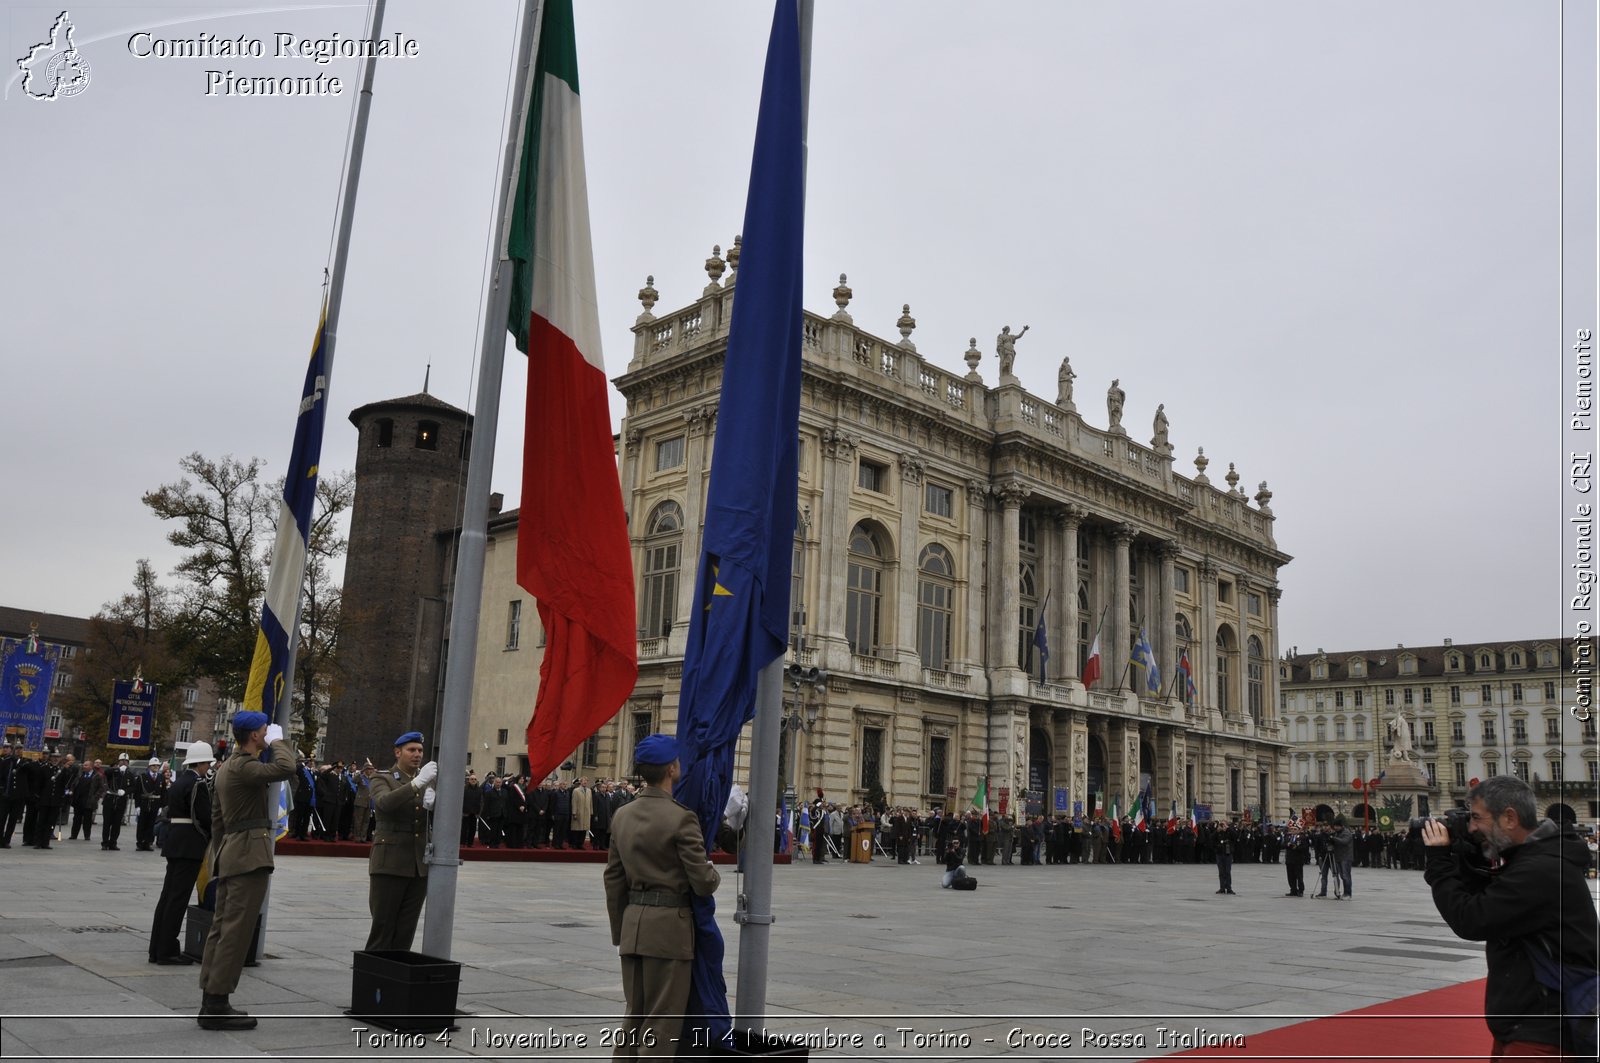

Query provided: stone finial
[636,275,659,321]
[704,245,726,292]
[1225,462,1241,494]
[964,337,982,379]
[897,304,917,350]
[1193,446,1210,485]
[832,273,853,321]
[726,234,741,278]
[1255,481,1274,515]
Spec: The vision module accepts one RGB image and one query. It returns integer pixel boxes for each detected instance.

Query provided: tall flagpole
[260,0,388,952]
[420,0,544,960]
[734,0,812,1035]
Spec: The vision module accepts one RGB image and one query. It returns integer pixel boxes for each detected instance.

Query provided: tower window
[416,420,440,450]
[376,418,394,447]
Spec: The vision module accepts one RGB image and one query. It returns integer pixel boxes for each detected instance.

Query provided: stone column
[1236,574,1253,724]
[1110,524,1136,695]
[897,453,925,672]
[1055,505,1085,682]
[996,480,1027,672]
[963,479,989,671]
[818,428,858,669]
[1266,587,1284,728]
[1158,541,1180,702]
[1198,560,1219,713]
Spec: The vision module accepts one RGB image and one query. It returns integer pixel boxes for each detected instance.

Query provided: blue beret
[232,711,270,732]
[633,734,679,766]
[394,731,424,747]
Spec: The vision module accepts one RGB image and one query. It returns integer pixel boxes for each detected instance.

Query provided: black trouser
[24,802,49,846]
[150,856,201,959]
[0,797,24,845]
[1286,860,1305,895]
[289,804,311,840]
[1217,853,1233,891]
[482,818,502,848]
[136,803,159,848]
[460,814,476,847]
[101,797,126,846]
[71,804,95,839]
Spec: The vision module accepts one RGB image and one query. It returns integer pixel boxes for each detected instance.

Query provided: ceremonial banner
[0,638,57,750]
[105,679,156,759]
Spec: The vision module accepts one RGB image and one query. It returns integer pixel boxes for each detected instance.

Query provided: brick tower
[324,392,471,761]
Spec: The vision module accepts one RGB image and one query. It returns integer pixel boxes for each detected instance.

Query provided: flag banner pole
[420,0,545,961]
[257,0,389,953]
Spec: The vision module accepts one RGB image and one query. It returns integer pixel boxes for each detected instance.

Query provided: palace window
[177,720,191,744]
[184,687,198,706]
[1247,636,1265,720]
[1451,719,1465,742]
[1481,684,1492,704]
[1354,718,1365,740]
[1511,682,1523,703]
[1450,685,1461,705]
[1335,721,1346,741]
[857,459,887,494]
[1018,562,1039,674]
[1385,689,1395,707]
[1423,720,1435,741]
[654,435,685,472]
[1482,720,1496,743]
[1546,717,1562,741]
[1548,758,1563,782]
[1512,759,1529,781]
[1354,691,1364,707]
[916,544,955,671]
[924,483,953,518]
[1454,762,1467,787]
[1174,568,1190,595]
[640,501,683,639]
[582,734,600,767]
[846,524,886,657]
[506,600,521,650]
[1512,719,1528,744]
[928,735,948,797]
[860,727,884,791]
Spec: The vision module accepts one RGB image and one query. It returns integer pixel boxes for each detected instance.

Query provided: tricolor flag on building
[1177,648,1197,704]
[972,776,989,833]
[508,0,638,785]
[1082,631,1102,690]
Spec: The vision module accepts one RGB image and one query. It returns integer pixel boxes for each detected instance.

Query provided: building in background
[1282,639,1598,824]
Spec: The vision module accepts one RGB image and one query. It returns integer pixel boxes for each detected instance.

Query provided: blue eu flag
[673,0,805,1047]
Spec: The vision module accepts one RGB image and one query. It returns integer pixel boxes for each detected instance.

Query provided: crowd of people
[0,744,171,851]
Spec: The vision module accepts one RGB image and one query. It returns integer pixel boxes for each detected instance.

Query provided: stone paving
[3,841,1581,1061]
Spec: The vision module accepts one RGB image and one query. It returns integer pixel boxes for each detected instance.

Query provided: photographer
[1422,775,1598,1058]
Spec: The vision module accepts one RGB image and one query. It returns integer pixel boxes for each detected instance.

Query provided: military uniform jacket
[207,739,295,881]
[368,763,429,877]
[161,768,212,860]
[0,755,29,801]
[603,789,720,960]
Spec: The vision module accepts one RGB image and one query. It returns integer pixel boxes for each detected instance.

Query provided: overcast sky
[1,1,1573,655]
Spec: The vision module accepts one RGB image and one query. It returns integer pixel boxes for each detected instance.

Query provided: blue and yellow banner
[0,638,57,750]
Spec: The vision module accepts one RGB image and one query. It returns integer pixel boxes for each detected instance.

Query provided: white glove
[116,789,126,797]
[265,724,284,744]
[412,761,439,789]
[423,788,436,811]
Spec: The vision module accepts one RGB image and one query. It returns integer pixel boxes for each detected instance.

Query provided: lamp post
[782,664,825,853]
[1351,775,1381,831]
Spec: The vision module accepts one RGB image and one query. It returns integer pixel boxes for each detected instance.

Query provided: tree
[57,560,194,758]
[143,453,269,701]
[143,453,351,748]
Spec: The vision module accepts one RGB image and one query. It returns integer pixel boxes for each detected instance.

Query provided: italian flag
[508,0,638,785]
[1081,631,1102,690]
[972,776,989,833]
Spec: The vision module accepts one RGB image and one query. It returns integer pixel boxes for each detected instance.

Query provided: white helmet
[183,742,215,767]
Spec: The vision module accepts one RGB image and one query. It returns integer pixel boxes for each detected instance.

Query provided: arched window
[1018,561,1039,674]
[916,544,954,670]
[1247,635,1265,720]
[1216,625,1238,716]
[846,523,886,656]
[639,501,682,638]
[1077,582,1091,674]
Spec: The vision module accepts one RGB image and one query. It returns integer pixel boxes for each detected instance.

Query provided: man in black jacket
[0,742,30,847]
[148,742,213,964]
[133,757,169,851]
[1423,775,1599,1058]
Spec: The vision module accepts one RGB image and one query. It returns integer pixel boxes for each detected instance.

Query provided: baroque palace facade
[463,250,1293,819]
[1282,639,1599,824]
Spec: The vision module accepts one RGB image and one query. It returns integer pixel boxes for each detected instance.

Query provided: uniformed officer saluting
[602,735,720,1060]
[364,731,437,952]
[196,711,295,1030]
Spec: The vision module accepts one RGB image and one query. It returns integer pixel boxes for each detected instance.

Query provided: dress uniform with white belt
[364,731,436,952]
[602,735,720,1060]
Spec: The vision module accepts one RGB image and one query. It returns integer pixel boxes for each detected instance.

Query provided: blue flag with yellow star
[672,0,804,1046]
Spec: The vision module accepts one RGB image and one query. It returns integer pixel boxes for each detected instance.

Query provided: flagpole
[733,0,812,1036]
[420,0,544,961]
[260,0,388,954]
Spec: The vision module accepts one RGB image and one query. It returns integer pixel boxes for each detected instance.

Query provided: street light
[781,664,826,850]
[1351,775,1381,831]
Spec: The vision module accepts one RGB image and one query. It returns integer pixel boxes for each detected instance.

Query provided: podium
[849,821,874,864]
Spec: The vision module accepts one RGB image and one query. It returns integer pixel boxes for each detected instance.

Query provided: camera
[1409,807,1471,843]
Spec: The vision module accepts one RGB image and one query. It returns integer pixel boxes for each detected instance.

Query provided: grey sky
[1,1,1569,655]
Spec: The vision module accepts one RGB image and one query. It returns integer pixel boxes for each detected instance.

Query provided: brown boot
[197,993,256,1030]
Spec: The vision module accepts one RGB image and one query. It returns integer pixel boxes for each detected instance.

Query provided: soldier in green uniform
[196,711,295,1030]
[603,735,720,1060]
[364,731,436,952]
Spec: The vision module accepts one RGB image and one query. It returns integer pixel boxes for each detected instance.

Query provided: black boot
[197,993,256,1030]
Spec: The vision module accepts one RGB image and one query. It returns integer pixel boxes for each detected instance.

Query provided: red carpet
[275,839,768,865]
[1154,978,1487,1061]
